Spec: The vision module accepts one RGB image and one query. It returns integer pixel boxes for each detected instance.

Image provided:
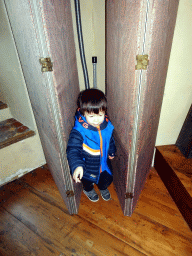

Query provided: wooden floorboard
[0,207,58,256]
[0,165,192,256]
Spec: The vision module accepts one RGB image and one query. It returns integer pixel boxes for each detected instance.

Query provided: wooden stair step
[158,145,192,176]
[156,145,192,196]
[154,145,192,231]
[0,101,8,110]
[0,118,35,149]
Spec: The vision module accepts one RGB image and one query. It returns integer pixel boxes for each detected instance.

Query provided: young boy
[67,89,116,202]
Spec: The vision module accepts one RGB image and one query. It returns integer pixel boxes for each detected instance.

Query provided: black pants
[81,171,113,192]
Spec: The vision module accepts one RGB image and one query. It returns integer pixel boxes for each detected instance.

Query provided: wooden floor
[0,159,192,255]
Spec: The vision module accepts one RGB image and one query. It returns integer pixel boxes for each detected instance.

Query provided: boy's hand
[108,155,115,160]
[73,166,83,183]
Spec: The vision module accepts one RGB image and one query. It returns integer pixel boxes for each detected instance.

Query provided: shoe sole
[83,191,99,202]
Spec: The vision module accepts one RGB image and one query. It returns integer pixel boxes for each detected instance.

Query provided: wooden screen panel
[131,0,179,213]
[106,0,179,215]
[4,0,81,214]
[41,0,82,211]
[106,1,143,215]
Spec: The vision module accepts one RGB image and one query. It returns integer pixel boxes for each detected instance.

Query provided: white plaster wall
[0,0,37,130]
[0,0,46,185]
[0,136,46,186]
[70,0,105,92]
[156,0,192,145]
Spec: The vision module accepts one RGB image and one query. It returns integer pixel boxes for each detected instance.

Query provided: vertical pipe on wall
[74,0,90,90]
[92,56,97,88]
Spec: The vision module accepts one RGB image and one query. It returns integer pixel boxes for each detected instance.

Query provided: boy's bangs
[85,105,107,114]
[83,100,107,114]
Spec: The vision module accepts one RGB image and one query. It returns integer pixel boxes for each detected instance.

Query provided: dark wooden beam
[154,147,192,231]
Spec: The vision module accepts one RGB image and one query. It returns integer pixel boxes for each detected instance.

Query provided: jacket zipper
[97,126,103,173]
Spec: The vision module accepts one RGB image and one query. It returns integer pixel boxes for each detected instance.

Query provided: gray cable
[74,0,90,89]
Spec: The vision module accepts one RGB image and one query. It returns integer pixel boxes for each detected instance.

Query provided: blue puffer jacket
[66,110,116,183]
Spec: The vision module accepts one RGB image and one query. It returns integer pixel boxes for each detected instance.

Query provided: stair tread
[156,145,192,177]
[154,146,192,231]
[156,145,192,197]
[0,118,35,149]
[0,101,8,110]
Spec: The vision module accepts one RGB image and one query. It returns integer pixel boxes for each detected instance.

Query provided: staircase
[0,101,40,187]
[0,101,35,149]
[154,145,192,231]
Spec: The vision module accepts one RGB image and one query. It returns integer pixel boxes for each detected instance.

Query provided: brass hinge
[125,192,134,199]
[39,57,53,72]
[66,190,75,197]
[135,54,149,70]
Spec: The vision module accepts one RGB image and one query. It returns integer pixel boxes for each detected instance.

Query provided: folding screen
[4,0,179,216]
[106,0,179,215]
[4,0,81,214]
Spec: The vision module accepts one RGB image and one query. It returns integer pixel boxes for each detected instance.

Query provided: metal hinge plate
[66,190,75,197]
[39,57,53,72]
[125,192,134,199]
[135,55,149,70]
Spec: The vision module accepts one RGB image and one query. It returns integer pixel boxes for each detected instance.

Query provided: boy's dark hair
[77,89,107,115]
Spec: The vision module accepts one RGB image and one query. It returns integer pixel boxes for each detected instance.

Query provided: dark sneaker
[83,188,99,202]
[100,188,111,201]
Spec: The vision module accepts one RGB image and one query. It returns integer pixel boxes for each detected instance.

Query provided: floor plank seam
[1,205,64,255]
[76,214,148,255]
[18,176,192,253]
[1,165,191,255]
[16,180,114,255]
[134,210,192,242]
[18,180,69,215]
[18,180,148,254]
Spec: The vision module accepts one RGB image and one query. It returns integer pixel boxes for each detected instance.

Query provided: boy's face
[84,111,105,128]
